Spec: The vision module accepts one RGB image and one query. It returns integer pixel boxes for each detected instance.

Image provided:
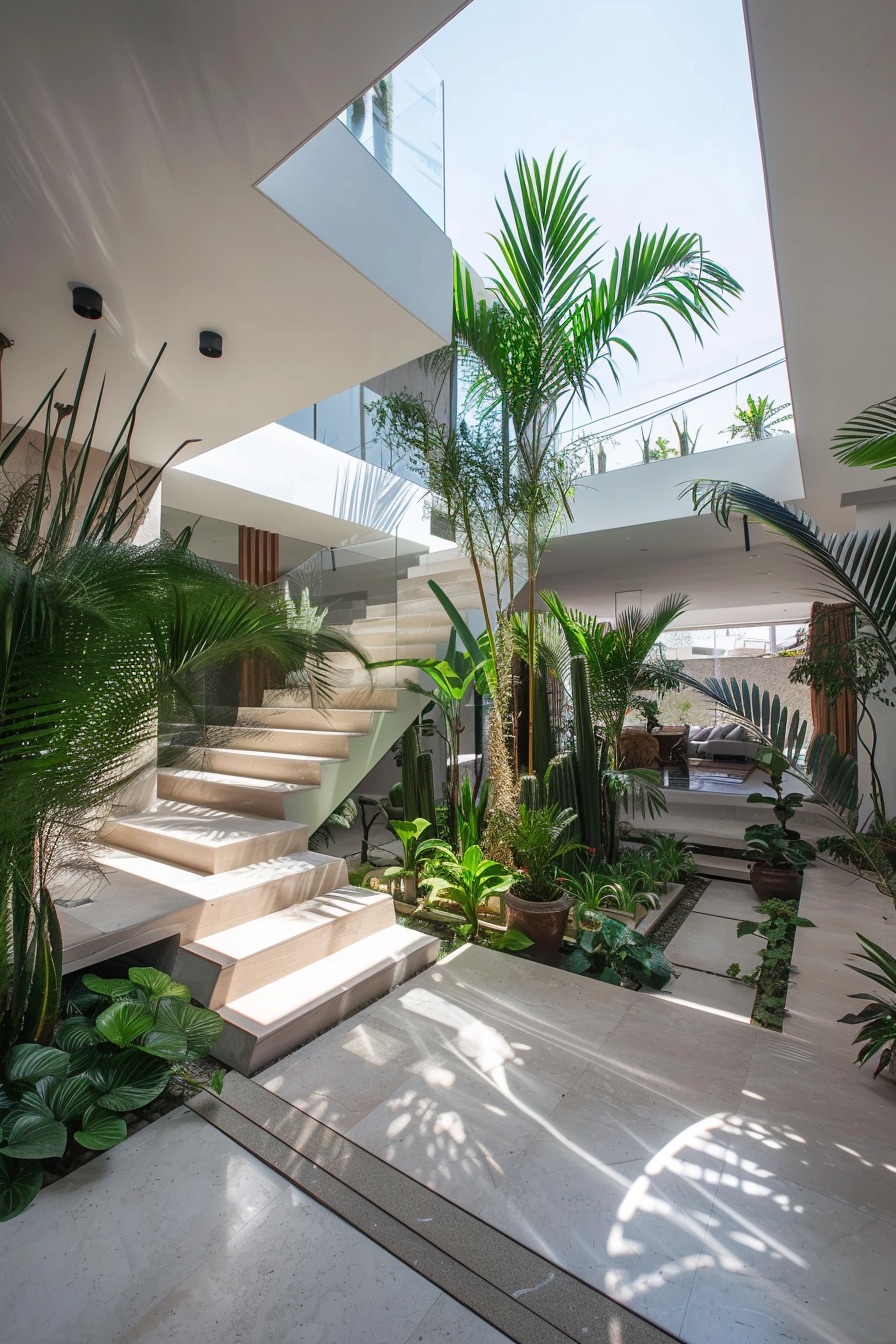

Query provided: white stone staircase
[59,547,485,1074]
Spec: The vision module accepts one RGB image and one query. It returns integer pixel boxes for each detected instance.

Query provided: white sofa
[688,723,759,763]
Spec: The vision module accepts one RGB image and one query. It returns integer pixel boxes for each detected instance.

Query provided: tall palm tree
[453,150,742,769]
[540,590,688,762]
[725,392,792,441]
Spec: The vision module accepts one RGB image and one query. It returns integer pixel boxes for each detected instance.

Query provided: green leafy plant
[595,882,660,917]
[839,934,896,1078]
[748,746,805,834]
[309,796,358,851]
[631,697,661,732]
[737,899,815,1029]
[565,914,675,990]
[419,842,526,949]
[384,818,432,887]
[636,832,697,883]
[0,967,224,1220]
[725,392,792,441]
[744,824,816,872]
[509,804,582,902]
[457,777,489,853]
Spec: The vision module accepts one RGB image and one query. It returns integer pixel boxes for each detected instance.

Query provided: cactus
[545,752,577,817]
[532,667,554,781]
[518,774,542,813]
[401,725,420,821]
[570,655,602,854]
[545,752,582,873]
[416,749,437,828]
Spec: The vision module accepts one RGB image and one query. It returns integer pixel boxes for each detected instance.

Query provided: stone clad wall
[658,654,813,730]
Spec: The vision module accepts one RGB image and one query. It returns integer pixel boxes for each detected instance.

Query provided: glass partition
[340,51,445,228]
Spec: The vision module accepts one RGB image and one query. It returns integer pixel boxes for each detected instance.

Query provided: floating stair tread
[263,687,399,710]
[103,800,306,844]
[236,708,375,731]
[184,886,392,966]
[158,768,314,796]
[210,726,358,757]
[100,801,309,874]
[220,925,438,1035]
[91,843,345,902]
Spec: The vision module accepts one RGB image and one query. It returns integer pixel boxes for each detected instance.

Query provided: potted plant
[744,747,815,900]
[744,823,816,900]
[631,697,661,733]
[383,817,431,904]
[839,934,896,1084]
[505,805,582,963]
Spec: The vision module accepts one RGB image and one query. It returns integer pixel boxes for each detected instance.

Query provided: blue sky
[421,0,791,464]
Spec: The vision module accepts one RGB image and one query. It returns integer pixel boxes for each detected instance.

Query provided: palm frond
[831,395,896,473]
[690,480,896,668]
[675,668,859,821]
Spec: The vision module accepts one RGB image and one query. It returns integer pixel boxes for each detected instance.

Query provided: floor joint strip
[188,1075,680,1344]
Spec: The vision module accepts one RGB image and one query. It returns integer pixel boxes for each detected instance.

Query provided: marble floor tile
[695,881,760,921]
[664,911,763,977]
[647,966,756,1021]
[259,1012,420,1129]
[346,1059,570,1214]
[402,1294,514,1344]
[116,1182,445,1344]
[744,1033,896,1147]
[0,1109,288,1344]
[680,1171,896,1344]
[596,1001,758,1109]
[708,1110,896,1230]
[477,1136,725,1340]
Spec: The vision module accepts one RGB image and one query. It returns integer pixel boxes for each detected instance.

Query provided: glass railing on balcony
[340,50,445,229]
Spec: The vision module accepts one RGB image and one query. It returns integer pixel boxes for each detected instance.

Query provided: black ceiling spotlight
[199,330,223,359]
[72,285,103,320]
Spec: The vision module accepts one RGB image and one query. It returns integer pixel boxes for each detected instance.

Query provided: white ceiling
[0,0,467,465]
[744,0,896,530]
[539,514,813,628]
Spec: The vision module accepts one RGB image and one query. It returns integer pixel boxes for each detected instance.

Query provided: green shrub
[565,913,676,990]
[0,967,224,1221]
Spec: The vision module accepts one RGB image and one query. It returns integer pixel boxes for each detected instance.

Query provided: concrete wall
[568,434,805,535]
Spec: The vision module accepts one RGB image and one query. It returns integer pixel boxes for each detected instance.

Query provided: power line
[567,345,785,439]
[597,357,786,438]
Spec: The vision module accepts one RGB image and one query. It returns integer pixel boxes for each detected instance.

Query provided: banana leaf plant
[418,840,527,949]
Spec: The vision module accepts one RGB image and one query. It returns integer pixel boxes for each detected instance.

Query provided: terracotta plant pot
[749,863,803,902]
[504,889,575,965]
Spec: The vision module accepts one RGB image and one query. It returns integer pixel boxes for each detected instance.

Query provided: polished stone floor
[3,861,894,1344]
[259,863,896,1344]
[0,1107,512,1344]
